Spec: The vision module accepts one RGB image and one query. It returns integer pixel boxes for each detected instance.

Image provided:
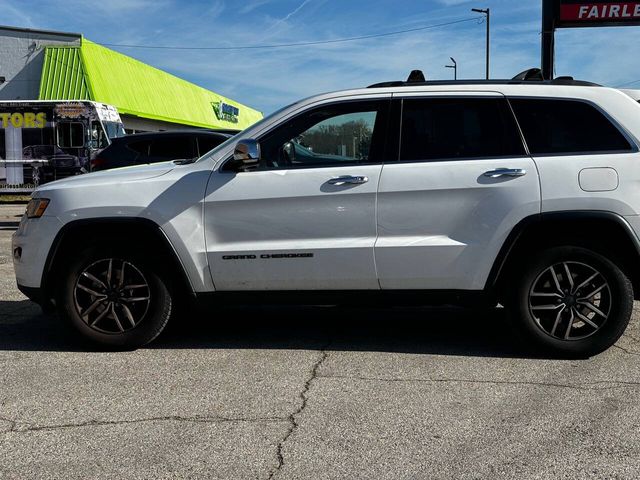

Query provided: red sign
[560,2,640,22]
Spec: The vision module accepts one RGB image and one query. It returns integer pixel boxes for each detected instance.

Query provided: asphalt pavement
[2,203,640,479]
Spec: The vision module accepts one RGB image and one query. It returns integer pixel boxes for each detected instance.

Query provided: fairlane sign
[542,0,640,79]
[557,1,640,26]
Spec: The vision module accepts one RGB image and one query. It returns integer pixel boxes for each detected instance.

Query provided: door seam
[373,164,384,289]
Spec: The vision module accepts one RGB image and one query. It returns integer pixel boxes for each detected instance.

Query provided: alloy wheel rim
[528,261,611,341]
[73,258,151,334]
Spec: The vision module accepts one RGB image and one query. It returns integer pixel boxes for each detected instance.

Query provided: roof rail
[367,79,601,88]
[367,68,601,89]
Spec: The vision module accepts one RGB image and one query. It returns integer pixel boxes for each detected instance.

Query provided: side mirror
[230,138,260,172]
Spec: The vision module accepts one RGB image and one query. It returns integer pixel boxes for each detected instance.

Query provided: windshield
[103,121,126,139]
[197,100,300,163]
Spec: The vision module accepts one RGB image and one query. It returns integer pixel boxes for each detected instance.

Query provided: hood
[36,161,175,192]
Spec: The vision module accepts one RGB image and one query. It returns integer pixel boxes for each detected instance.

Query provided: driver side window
[90,121,109,149]
[259,100,388,170]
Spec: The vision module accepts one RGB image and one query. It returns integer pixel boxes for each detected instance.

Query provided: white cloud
[0,0,35,27]
[436,0,473,5]
[239,0,273,14]
[279,0,313,22]
[5,0,639,114]
[154,15,538,112]
[206,0,225,18]
[92,0,171,12]
[554,27,640,86]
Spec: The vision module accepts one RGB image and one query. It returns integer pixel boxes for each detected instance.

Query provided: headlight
[25,198,50,218]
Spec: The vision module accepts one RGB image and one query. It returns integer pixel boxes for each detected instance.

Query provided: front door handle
[483,168,527,178]
[328,175,369,186]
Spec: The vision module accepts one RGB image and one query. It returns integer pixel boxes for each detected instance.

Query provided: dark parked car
[90,130,233,171]
[22,145,83,183]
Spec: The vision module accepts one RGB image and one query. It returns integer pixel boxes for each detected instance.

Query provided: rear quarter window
[509,98,634,155]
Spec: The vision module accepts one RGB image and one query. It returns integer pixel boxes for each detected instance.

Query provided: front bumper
[17,284,45,304]
[16,283,56,312]
[12,215,63,289]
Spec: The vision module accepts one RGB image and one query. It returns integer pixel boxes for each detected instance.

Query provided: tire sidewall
[512,246,633,357]
[57,244,172,349]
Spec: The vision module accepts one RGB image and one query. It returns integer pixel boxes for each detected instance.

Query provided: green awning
[39,39,262,130]
[39,46,91,100]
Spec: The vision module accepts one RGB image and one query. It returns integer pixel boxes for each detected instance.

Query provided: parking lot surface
[2,204,640,479]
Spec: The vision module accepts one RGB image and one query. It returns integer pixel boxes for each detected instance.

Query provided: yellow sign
[0,112,47,129]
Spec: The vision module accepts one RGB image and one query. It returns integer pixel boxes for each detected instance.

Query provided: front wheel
[510,246,633,357]
[57,245,173,349]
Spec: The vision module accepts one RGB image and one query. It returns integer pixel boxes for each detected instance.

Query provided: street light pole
[472,8,490,79]
[445,57,457,80]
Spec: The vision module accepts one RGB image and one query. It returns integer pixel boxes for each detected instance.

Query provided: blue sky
[4,0,640,114]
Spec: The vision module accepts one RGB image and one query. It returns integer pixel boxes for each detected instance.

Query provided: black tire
[509,246,633,358]
[56,244,172,349]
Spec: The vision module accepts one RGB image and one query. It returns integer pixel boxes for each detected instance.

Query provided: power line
[99,17,481,51]
[615,79,640,88]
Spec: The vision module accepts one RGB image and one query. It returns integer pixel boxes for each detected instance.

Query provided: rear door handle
[483,168,527,178]
[328,175,369,186]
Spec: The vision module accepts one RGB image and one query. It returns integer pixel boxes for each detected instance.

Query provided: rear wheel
[57,245,172,348]
[509,246,633,357]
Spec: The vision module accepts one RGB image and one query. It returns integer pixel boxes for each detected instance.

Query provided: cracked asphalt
[2,204,640,479]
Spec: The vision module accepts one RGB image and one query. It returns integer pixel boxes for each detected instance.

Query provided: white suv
[12,75,640,356]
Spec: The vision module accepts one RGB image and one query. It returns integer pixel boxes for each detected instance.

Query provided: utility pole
[541,0,555,80]
[445,57,457,80]
[472,8,490,79]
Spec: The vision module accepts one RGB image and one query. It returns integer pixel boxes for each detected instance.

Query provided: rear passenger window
[400,98,525,162]
[510,99,633,155]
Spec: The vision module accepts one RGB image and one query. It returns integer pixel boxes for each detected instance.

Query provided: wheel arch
[487,211,640,300]
[42,217,195,306]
